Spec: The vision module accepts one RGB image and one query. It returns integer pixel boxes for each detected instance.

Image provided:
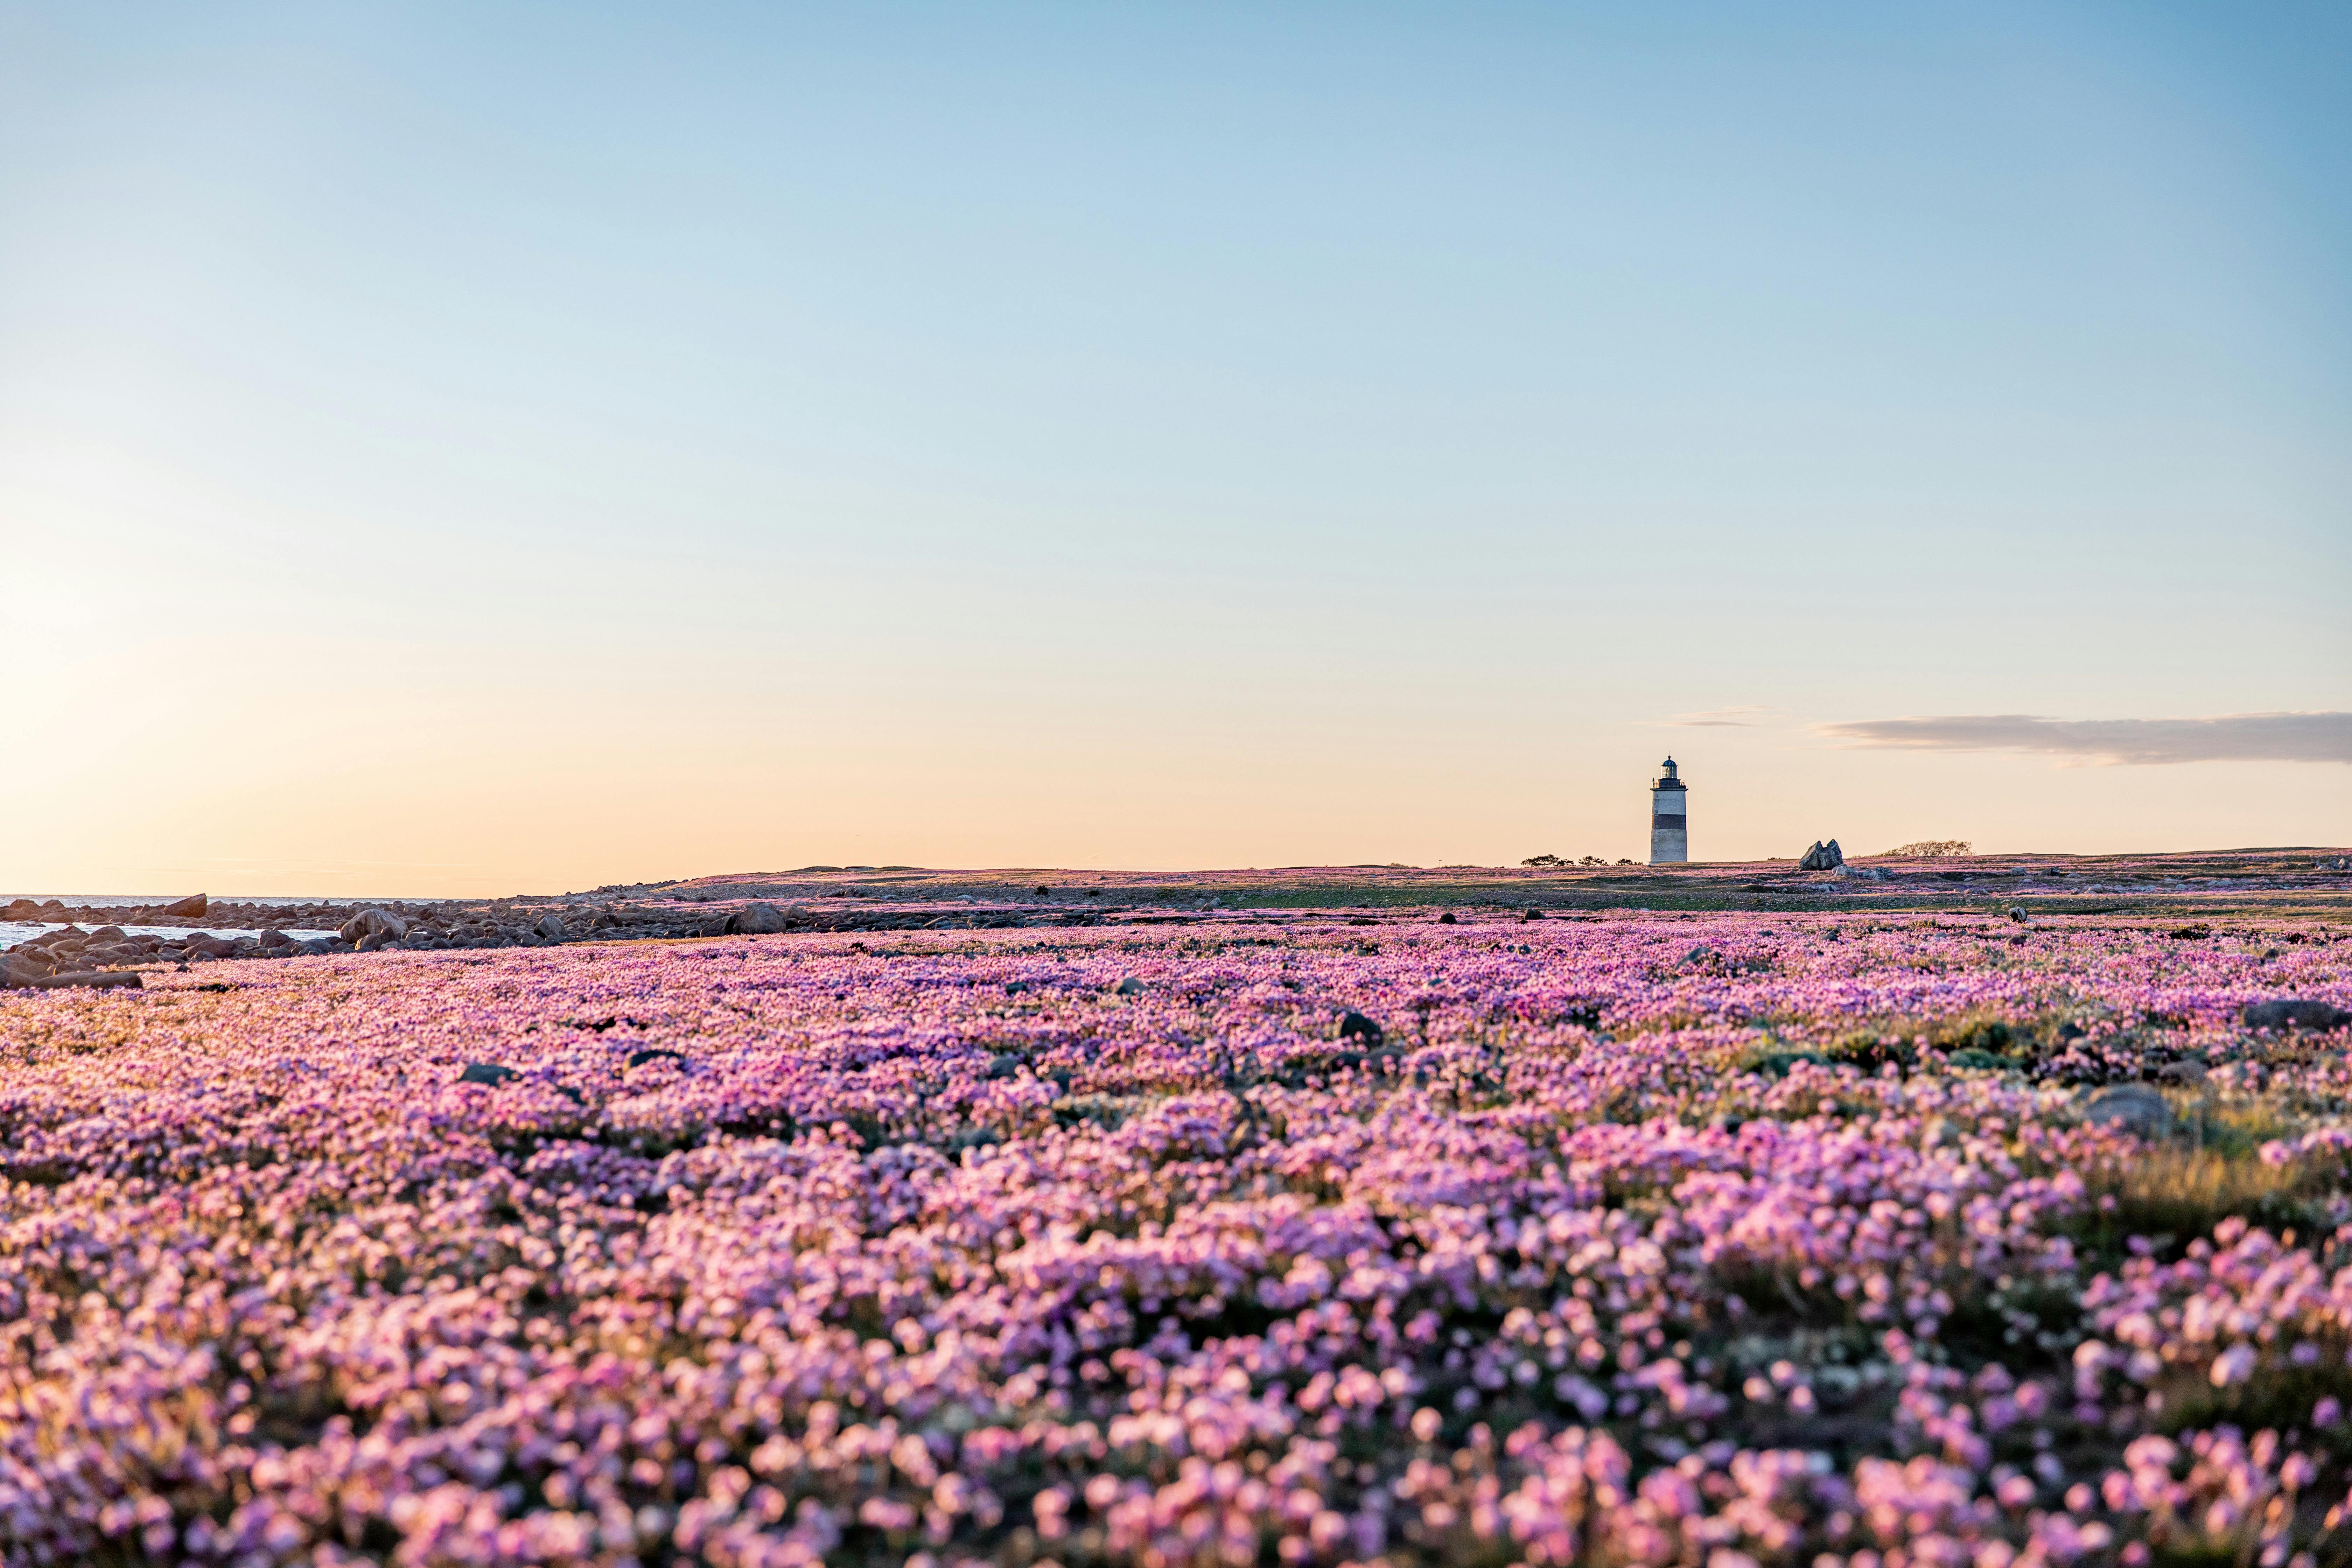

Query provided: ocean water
[8,894,375,909]
[4,922,341,948]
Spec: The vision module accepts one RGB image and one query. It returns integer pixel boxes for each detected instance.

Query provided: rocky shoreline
[0,890,1140,989]
[6,847,2346,992]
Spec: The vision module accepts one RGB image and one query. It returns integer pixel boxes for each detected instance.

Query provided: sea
[4,922,343,946]
[4,895,366,950]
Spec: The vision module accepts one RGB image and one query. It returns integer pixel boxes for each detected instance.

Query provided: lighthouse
[1650,757,1689,864]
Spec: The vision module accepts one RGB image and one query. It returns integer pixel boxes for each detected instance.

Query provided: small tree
[1522,854,1564,867]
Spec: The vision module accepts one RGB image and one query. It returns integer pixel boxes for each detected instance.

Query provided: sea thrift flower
[0,909,2343,1563]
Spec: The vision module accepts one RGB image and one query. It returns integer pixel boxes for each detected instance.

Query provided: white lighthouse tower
[1649,757,1689,864]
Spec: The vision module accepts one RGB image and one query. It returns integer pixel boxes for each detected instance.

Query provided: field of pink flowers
[3,910,2350,1568]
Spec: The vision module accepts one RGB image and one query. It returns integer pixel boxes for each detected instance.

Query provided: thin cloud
[1664,705,1787,728]
[1820,711,2352,765]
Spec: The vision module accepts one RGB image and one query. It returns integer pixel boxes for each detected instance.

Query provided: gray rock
[534,913,567,941]
[1113,976,1143,996]
[458,1062,517,1086]
[735,901,793,934]
[2245,999,2350,1032]
[161,893,207,917]
[1,953,55,986]
[983,1054,1021,1080]
[29,970,144,990]
[2007,907,2028,923]
[625,1048,686,1070]
[2082,1085,2172,1137]
[340,909,408,943]
[1338,1010,1384,1045]
[1799,842,1835,871]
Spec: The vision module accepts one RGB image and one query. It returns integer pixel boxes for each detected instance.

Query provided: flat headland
[3,846,2345,986]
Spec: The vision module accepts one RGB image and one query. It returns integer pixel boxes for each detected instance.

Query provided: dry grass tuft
[2081,1142,2318,1254]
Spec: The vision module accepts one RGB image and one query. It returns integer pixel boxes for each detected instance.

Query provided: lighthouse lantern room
[1650,758,1689,864]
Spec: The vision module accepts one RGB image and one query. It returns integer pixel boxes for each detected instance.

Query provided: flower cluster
[0,909,2346,1565]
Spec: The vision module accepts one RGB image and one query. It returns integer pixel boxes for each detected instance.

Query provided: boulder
[1113,976,1144,997]
[1799,841,1847,871]
[182,934,237,959]
[1,953,55,986]
[340,909,407,943]
[2,898,37,918]
[458,1063,517,1086]
[625,1048,686,1070]
[161,893,207,917]
[2245,999,2351,1032]
[735,901,793,934]
[2082,1085,2172,1138]
[1338,1010,1385,1045]
[30,970,144,990]
[535,913,568,941]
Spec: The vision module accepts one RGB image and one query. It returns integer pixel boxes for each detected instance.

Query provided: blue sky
[1,3,2345,891]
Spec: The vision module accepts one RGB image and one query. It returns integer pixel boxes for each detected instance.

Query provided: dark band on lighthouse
[1649,757,1689,864]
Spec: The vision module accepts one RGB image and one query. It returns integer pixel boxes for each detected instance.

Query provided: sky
[1,2,2346,895]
